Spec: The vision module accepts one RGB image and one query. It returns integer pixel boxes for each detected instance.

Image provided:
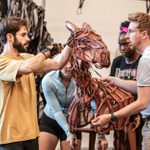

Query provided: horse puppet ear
[65,21,78,33]
[82,22,92,31]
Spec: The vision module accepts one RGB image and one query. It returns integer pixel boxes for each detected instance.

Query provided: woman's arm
[42,75,70,136]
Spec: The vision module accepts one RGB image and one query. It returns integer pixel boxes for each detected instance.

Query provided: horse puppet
[65,21,140,150]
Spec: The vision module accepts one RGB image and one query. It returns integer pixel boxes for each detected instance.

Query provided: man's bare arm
[18,45,73,75]
[114,86,150,118]
[105,76,137,94]
[44,45,73,72]
[92,86,150,127]
[18,53,45,75]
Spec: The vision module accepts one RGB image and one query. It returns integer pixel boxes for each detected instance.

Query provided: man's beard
[125,49,136,58]
[13,37,28,53]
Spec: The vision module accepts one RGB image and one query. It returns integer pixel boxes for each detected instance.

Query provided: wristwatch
[111,112,117,122]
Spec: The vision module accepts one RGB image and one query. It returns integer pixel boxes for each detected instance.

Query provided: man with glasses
[92,12,150,149]
[110,20,142,150]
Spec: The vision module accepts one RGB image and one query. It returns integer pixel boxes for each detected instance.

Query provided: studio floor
[56,131,114,150]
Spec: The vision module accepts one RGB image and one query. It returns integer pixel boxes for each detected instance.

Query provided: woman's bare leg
[39,132,58,150]
[60,140,72,150]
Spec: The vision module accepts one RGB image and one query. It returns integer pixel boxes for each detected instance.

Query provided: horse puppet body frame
[65,21,139,150]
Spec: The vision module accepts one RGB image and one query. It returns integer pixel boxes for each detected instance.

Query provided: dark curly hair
[119,21,130,33]
[0,17,28,45]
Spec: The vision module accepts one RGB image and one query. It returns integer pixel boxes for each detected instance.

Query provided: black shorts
[39,113,82,141]
[0,138,38,150]
[39,113,67,141]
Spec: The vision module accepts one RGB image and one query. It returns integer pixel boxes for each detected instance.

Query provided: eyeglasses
[128,29,139,34]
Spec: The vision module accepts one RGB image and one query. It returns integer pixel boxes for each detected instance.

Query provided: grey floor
[56,131,114,150]
[80,131,114,150]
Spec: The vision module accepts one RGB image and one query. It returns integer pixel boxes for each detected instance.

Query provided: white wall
[34,0,145,76]
[33,1,146,148]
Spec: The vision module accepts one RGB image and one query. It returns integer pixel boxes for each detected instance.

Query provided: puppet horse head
[65,21,111,69]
